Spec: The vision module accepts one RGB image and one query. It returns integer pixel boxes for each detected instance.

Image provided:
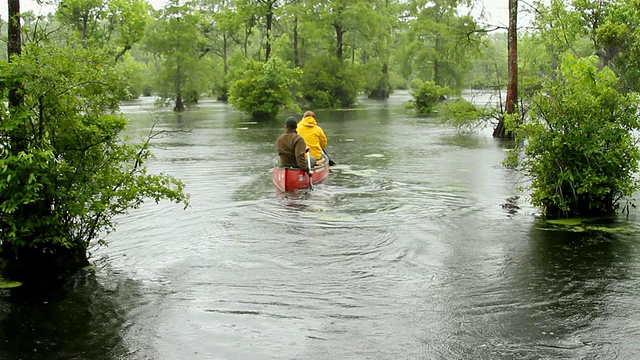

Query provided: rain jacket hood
[297,116,327,160]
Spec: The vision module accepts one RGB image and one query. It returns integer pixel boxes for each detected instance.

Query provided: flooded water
[1,91,640,359]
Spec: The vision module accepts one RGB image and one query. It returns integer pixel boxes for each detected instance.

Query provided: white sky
[2,0,513,24]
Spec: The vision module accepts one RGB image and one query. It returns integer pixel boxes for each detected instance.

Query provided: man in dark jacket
[275,117,314,170]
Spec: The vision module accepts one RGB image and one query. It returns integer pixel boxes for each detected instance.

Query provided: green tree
[145,0,211,111]
[529,0,586,71]
[301,57,362,108]
[228,57,301,118]
[493,0,518,138]
[358,0,401,98]
[197,0,246,100]
[595,0,640,91]
[572,0,612,61]
[286,0,394,107]
[105,0,152,62]
[56,0,107,47]
[509,56,640,218]
[251,0,280,61]
[232,0,260,58]
[398,0,482,90]
[0,42,188,281]
[466,32,507,89]
[116,52,149,98]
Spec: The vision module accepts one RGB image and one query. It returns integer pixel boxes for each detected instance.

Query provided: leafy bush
[408,81,450,114]
[438,99,489,131]
[510,55,640,218]
[0,43,188,279]
[301,58,363,108]
[228,57,301,119]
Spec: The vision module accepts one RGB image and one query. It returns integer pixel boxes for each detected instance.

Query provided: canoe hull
[273,164,330,191]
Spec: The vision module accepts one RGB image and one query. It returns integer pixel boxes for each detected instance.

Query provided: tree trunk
[243,26,251,58]
[8,0,21,60]
[114,45,132,62]
[8,0,23,109]
[293,15,300,67]
[174,66,185,112]
[223,35,229,75]
[334,23,343,60]
[433,36,440,85]
[369,63,390,99]
[265,3,273,61]
[493,0,518,139]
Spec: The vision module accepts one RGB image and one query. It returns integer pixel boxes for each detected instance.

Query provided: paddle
[322,149,336,166]
[306,148,314,190]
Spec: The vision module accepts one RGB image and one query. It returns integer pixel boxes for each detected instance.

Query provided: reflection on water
[2,93,640,359]
[0,269,144,360]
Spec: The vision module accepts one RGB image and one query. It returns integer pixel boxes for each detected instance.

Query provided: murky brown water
[1,91,640,359]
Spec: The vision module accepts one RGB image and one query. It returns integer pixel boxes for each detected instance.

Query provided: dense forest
[3,0,492,113]
[2,0,640,280]
[1,0,639,111]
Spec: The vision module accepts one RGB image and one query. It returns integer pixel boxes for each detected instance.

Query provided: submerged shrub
[228,57,301,119]
[512,55,640,218]
[301,58,362,108]
[408,81,450,114]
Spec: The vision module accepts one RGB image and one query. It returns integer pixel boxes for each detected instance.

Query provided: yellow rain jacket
[297,115,327,160]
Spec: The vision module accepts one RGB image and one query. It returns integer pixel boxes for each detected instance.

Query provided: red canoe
[272,164,330,191]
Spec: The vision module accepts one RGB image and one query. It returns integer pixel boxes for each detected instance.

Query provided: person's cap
[303,111,315,118]
[285,116,298,128]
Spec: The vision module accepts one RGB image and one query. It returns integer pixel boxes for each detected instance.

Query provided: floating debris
[0,279,22,289]
[364,154,385,158]
[546,218,584,226]
[537,218,635,233]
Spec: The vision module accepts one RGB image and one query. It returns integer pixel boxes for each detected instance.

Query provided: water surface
[1,91,639,359]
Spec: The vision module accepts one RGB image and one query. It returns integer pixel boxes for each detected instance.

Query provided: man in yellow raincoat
[297,111,328,166]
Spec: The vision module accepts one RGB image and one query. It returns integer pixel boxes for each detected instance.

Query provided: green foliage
[595,0,640,91]
[301,57,363,108]
[115,53,148,99]
[466,33,508,90]
[0,42,188,267]
[56,0,106,46]
[511,55,640,218]
[408,81,450,114]
[145,1,212,109]
[56,0,150,61]
[438,99,489,131]
[397,1,483,89]
[107,0,152,55]
[228,57,301,119]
